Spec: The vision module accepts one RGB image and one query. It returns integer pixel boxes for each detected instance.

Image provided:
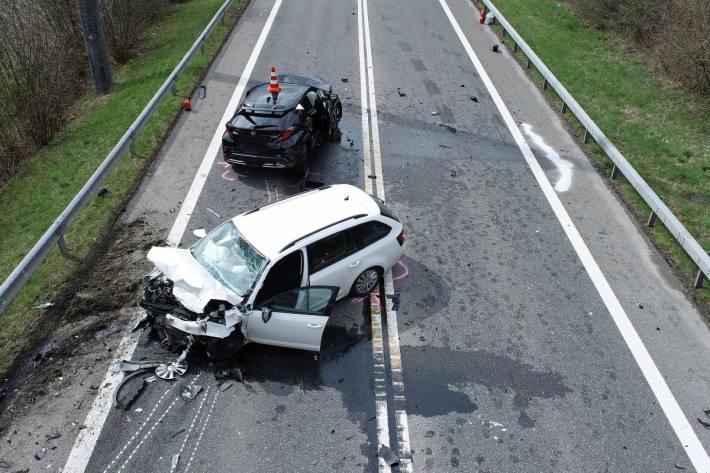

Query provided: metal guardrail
[0,0,235,314]
[480,0,708,289]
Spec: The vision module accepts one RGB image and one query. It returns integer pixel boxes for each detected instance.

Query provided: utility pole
[76,0,112,94]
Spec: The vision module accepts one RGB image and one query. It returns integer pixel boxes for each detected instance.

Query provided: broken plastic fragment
[171,454,180,470]
[180,384,203,401]
[33,302,54,310]
[378,445,400,466]
[193,228,207,239]
[115,372,147,410]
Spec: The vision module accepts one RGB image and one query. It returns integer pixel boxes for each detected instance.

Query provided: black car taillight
[396,229,405,246]
[225,123,236,139]
[276,127,297,142]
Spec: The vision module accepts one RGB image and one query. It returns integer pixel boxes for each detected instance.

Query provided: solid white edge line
[437,0,710,470]
[62,2,283,471]
[361,0,413,470]
[358,0,373,196]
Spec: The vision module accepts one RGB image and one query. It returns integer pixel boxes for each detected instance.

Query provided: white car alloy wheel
[354,268,380,295]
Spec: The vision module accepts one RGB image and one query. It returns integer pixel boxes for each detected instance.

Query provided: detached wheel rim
[355,269,379,295]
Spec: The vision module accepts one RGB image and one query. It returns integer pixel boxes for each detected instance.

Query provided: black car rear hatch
[228,111,293,154]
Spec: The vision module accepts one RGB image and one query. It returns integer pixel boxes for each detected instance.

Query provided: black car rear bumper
[224,151,297,168]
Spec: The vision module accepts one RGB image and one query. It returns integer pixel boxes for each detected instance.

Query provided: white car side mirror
[261,306,272,324]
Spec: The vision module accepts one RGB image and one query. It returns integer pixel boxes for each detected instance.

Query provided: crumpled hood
[147,246,240,313]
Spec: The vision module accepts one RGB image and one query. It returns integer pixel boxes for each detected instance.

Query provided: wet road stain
[401,345,571,417]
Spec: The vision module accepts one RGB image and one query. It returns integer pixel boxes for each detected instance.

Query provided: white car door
[246,286,338,352]
[307,229,361,299]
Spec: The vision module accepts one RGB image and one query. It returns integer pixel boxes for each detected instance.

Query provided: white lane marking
[437,1,710,470]
[358,0,373,195]
[102,387,172,473]
[167,0,283,246]
[62,2,284,471]
[358,5,390,471]
[183,389,220,473]
[63,322,142,473]
[360,0,413,470]
[368,289,392,473]
[521,123,573,192]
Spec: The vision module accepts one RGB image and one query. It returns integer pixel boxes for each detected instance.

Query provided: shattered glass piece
[378,445,400,466]
[171,454,180,470]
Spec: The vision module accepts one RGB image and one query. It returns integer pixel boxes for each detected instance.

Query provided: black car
[222,74,342,173]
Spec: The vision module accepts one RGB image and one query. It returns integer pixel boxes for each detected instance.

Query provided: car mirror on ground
[261,305,272,323]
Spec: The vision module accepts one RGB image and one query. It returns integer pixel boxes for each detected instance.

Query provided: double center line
[357,0,413,471]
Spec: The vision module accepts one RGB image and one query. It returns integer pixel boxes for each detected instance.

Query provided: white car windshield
[190,222,268,297]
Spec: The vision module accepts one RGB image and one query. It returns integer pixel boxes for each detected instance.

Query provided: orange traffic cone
[183,97,192,111]
[267,66,281,101]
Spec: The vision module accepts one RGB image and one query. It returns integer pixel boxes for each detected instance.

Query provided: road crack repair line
[359,0,413,471]
[62,1,284,471]
[437,0,710,470]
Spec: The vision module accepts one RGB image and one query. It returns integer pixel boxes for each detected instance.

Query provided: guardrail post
[129,138,137,156]
[583,129,590,143]
[561,102,568,114]
[695,269,705,289]
[513,42,518,52]
[200,44,205,55]
[220,13,225,25]
[171,81,177,96]
[526,58,531,69]
[57,236,68,256]
[609,164,619,180]
[542,78,548,90]
[647,211,657,227]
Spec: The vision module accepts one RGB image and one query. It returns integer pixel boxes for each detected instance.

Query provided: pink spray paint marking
[218,161,236,181]
[350,260,409,304]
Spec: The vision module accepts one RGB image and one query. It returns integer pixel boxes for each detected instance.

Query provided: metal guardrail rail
[0,0,235,314]
[480,0,708,289]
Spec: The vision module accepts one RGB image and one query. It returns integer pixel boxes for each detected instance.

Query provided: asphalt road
[8,0,710,472]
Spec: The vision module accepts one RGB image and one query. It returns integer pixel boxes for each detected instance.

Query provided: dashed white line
[62,1,283,471]
[437,0,710,470]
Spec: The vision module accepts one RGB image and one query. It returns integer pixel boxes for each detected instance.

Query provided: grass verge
[479,0,709,311]
[0,0,246,376]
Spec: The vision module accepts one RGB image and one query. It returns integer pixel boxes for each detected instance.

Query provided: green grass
[482,0,710,309]
[0,0,246,375]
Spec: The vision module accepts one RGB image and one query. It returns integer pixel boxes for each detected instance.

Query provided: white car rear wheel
[351,267,381,296]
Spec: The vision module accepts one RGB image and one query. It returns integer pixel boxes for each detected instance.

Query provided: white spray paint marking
[183,389,220,473]
[101,387,172,473]
[116,397,179,473]
[521,123,573,192]
[169,377,209,473]
[360,0,413,469]
[438,1,710,470]
[62,2,284,471]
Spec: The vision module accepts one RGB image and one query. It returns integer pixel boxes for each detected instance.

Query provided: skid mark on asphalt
[521,123,573,192]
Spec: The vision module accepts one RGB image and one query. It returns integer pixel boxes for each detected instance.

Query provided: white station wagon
[140,184,405,356]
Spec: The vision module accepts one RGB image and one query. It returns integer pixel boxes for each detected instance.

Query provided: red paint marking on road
[218,161,236,181]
